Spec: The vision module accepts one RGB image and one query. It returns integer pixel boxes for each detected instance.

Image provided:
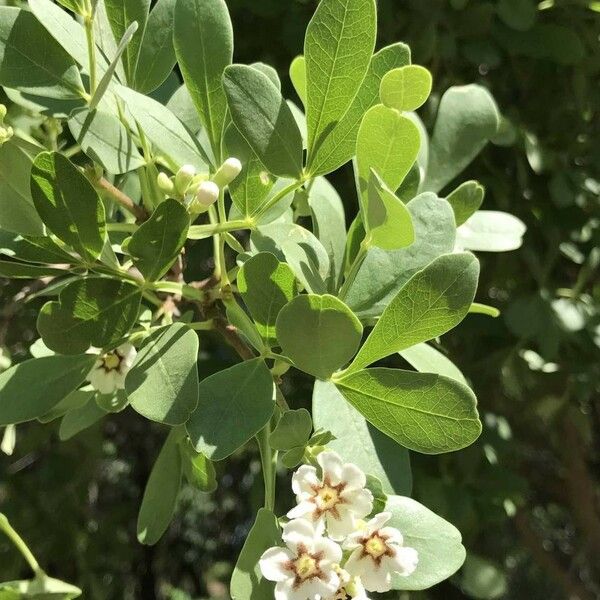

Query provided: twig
[95,177,148,221]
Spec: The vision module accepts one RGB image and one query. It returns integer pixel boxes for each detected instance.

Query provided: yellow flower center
[317,485,340,510]
[295,554,319,580]
[103,353,121,370]
[365,535,387,558]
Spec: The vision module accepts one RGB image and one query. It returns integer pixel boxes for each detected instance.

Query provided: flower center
[365,535,388,558]
[317,485,340,510]
[294,554,319,580]
[103,353,121,371]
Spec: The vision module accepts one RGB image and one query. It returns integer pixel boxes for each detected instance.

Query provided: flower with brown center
[287,451,373,540]
[88,343,137,395]
[343,512,418,593]
[259,518,342,600]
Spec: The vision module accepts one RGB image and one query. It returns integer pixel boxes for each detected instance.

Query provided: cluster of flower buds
[0,105,13,147]
[156,157,242,215]
[260,451,418,600]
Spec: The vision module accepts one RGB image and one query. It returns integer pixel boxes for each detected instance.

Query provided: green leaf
[399,343,468,385]
[127,199,190,281]
[456,210,526,252]
[125,324,199,425]
[105,0,150,83]
[59,394,106,440]
[117,84,210,170]
[225,298,265,352]
[29,0,99,73]
[289,55,306,106]
[174,0,232,157]
[252,223,331,294]
[281,446,306,469]
[238,252,297,343]
[344,193,456,320]
[230,509,280,600]
[0,574,82,598]
[135,0,177,93]
[252,62,280,90]
[335,368,481,454]
[37,277,142,355]
[380,65,432,112]
[137,429,183,545]
[365,170,414,250]
[180,439,217,492]
[356,104,421,207]
[68,108,145,175]
[304,0,377,165]
[223,65,303,179]
[0,260,67,279]
[423,85,499,193]
[386,495,466,589]
[276,294,362,380]
[223,125,275,219]
[30,151,106,261]
[0,142,44,237]
[308,42,411,177]
[38,388,92,424]
[0,8,85,99]
[313,380,412,495]
[445,180,484,226]
[186,359,274,461]
[0,232,75,265]
[497,0,537,31]
[308,177,346,290]
[269,408,312,450]
[0,354,95,425]
[350,252,479,371]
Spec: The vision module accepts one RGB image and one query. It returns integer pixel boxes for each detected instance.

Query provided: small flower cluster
[260,451,418,600]
[156,157,242,214]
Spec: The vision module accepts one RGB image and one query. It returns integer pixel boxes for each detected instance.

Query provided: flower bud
[212,157,242,188]
[0,125,13,146]
[157,172,175,195]
[175,164,196,194]
[194,181,220,208]
[0,104,7,123]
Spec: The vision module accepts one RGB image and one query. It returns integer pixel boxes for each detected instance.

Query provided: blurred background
[0,0,599,598]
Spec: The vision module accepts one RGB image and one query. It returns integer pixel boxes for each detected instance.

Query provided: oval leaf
[335,368,482,454]
[380,65,432,112]
[186,359,274,461]
[125,324,199,425]
[276,294,362,380]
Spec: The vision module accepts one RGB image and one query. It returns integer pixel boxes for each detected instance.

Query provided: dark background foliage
[1,0,599,598]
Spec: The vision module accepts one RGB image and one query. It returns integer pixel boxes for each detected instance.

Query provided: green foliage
[379,65,432,112]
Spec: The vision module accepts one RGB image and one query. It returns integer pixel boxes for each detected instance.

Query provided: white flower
[343,512,418,593]
[259,519,342,600]
[288,451,373,540]
[88,343,137,395]
[320,570,370,600]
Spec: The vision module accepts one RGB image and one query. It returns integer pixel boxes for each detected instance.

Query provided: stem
[106,222,137,233]
[148,281,206,301]
[187,320,214,331]
[254,179,305,220]
[84,2,97,97]
[256,423,278,511]
[188,219,253,240]
[0,513,43,575]
[95,177,147,221]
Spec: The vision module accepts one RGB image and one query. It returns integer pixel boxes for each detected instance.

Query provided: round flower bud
[0,104,7,123]
[157,172,175,195]
[174,164,196,194]
[212,157,242,188]
[0,125,13,146]
[193,181,220,210]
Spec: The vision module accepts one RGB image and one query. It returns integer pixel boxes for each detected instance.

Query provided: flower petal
[340,488,373,519]
[287,500,315,520]
[389,545,419,576]
[344,548,369,578]
[259,547,294,582]
[359,564,393,593]
[313,536,342,564]
[282,518,317,553]
[325,508,356,540]
[365,512,391,534]
[292,465,319,498]
[340,462,366,489]
[317,451,343,485]
[379,526,403,546]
